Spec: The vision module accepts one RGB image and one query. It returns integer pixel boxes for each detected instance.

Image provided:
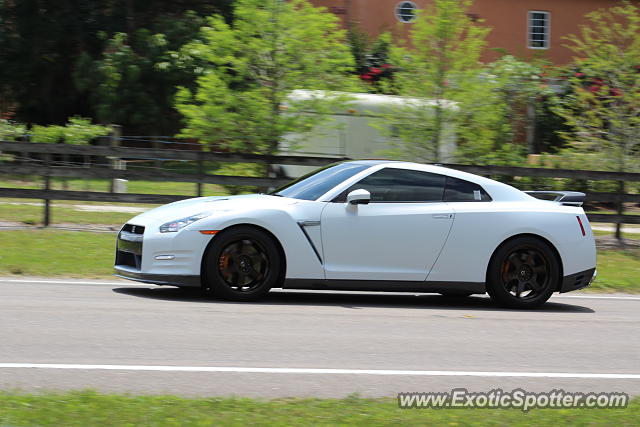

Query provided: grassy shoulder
[0,391,638,427]
[590,249,640,293]
[0,201,141,226]
[0,229,638,292]
[0,230,115,277]
[0,176,229,196]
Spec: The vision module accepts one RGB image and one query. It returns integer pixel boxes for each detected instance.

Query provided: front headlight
[159,212,211,233]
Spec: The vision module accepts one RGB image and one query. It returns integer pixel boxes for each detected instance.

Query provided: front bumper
[114,266,201,288]
[559,268,596,293]
[114,222,210,287]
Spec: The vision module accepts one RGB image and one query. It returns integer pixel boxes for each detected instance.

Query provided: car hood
[128,194,298,224]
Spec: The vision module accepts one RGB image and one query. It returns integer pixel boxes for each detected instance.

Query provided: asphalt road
[1,278,639,398]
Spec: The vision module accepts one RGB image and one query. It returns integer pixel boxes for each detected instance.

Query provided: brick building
[310,0,629,64]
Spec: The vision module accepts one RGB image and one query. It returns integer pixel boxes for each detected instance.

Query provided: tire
[202,226,283,301]
[486,236,560,309]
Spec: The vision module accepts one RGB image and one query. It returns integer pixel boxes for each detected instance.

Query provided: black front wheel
[486,237,560,308]
[203,226,283,301]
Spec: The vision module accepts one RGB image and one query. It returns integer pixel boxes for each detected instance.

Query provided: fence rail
[1,141,638,227]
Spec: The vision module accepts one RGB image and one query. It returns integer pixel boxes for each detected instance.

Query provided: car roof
[342,160,531,202]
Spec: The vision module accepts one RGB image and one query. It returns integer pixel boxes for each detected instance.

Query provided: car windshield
[271,162,370,201]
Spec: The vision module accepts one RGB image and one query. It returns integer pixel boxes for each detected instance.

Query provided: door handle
[432,214,453,219]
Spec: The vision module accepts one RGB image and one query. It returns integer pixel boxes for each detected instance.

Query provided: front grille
[115,250,141,269]
[122,224,145,234]
[115,224,144,270]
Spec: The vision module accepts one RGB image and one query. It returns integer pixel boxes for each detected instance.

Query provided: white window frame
[528,10,550,50]
[395,1,418,24]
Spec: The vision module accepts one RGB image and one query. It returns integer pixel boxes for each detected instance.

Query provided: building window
[396,1,417,23]
[528,11,550,49]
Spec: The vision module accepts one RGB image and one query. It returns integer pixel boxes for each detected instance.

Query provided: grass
[0,229,639,292]
[0,391,637,426]
[0,230,115,277]
[590,249,640,293]
[0,176,229,196]
[0,201,144,226]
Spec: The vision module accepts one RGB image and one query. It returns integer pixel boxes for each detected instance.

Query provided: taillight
[576,216,586,236]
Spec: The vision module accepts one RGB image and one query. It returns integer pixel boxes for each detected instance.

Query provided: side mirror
[347,189,371,205]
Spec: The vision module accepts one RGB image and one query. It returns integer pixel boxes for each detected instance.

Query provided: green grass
[0,230,639,292]
[0,391,637,426]
[590,249,640,293]
[0,230,116,277]
[0,201,144,226]
[0,176,229,196]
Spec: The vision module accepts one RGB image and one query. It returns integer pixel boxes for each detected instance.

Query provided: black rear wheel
[486,237,560,308]
[203,226,283,301]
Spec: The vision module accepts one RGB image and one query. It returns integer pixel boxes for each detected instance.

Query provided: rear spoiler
[524,191,586,207]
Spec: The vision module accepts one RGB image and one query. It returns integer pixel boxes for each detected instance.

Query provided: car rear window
[444,176,492,202]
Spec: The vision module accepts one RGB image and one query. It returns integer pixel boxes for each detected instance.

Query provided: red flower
[359,73,373,81]
[588,85,601,93]
[610,88,623,97]
[574,72,585,77]
[369,67,382,75]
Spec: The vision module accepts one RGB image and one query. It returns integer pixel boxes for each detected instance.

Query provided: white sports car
[115,161,596,308]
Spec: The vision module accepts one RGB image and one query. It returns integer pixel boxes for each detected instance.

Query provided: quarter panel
[428,202,597,283]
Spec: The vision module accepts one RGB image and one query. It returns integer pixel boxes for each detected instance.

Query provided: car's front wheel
[202,226,283,301]
[486,236,560,308]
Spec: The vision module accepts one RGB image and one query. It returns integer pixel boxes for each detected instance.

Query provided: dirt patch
[596,235,640,250]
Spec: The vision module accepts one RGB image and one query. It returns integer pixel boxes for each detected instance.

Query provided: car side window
[334,168,446,203]
[444,176,492,202]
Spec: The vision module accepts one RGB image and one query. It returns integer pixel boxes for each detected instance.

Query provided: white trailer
[279,90,457,178]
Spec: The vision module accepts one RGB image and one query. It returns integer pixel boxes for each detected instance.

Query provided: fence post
[615,180,625,240]
[109,125,122,193]
[153,137,162,169]
[43,154,51,227]
[196,152,203,197]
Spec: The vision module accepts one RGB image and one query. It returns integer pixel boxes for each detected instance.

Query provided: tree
[174,0,356,158]
[74,12,209,135]
[31,117,109,144]
[552,2,640,238]
[554,2,640,172]
[455,55,553,165]
[375,0,491,163]
[0,1,233,132]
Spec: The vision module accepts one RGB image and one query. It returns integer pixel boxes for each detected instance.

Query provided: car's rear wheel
[203,226,283,301]
[486,236,559,308]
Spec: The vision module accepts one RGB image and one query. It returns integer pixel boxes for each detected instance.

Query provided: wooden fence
[0,141,639,227]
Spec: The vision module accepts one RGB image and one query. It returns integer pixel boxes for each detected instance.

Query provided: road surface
[1,278,639,397]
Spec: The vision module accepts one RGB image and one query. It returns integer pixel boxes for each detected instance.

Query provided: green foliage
[456,55,552,165]
[0,1,233,132]
[552,2,640,173]
[374,0,492,163]
[31,118,109,145]
[0,119,25,141]
[74,11,211,135]
[175,0,357,157]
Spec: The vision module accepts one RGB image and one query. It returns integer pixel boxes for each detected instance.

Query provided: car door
[320,167,454,281]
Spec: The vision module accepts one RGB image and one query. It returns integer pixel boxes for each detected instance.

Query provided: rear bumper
[560,268,596,293]
[114,266,201,288]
